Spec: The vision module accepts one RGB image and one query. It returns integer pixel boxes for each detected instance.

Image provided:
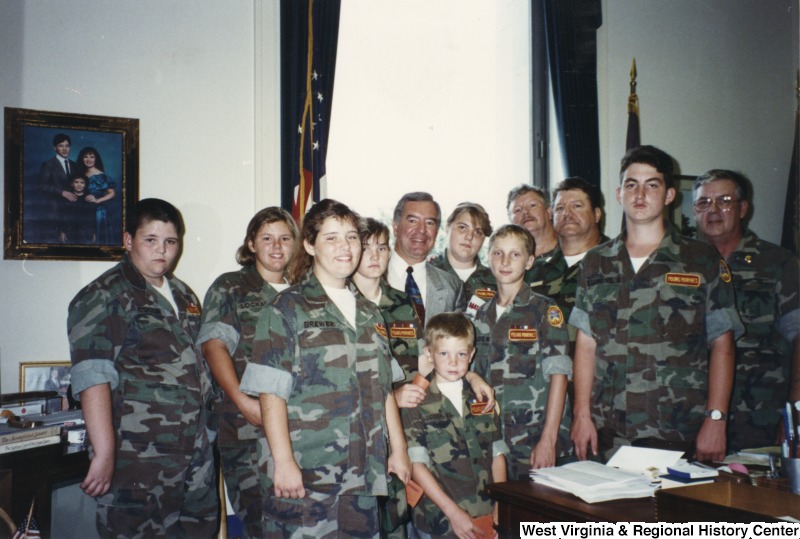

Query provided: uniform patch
[475,289,496,300]
[719,260,732,283]
[186,303,201,316]
[389,323,417,339]
[375,323,388,338]
[665,272,701,287]
[469,400,495,416]
[509,327,538,341]
[547,305,564,327]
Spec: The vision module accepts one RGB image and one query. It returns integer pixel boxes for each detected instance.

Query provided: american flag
[12,514,40,539]
[282,0,340,222]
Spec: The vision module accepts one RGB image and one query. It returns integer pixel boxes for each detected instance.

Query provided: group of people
[66,144,799,538]
[37,133,116,244]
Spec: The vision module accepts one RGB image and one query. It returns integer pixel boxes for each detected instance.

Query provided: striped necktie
[405,266,425,324]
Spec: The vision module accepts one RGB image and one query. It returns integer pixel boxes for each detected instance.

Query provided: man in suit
[36,133,79,242]
[387,192,466,322]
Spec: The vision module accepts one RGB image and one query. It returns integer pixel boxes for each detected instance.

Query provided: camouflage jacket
[472,285,573,477]
[429,251,497,316]
[524,245,558,285]
[239,271,393,497]
[570,224,744,446]
[197,265,280,443]
[530,237,610,343]
[402,377,508,536]
[726,230,800,450]
[68,254,211,456]
[376,281,423,383]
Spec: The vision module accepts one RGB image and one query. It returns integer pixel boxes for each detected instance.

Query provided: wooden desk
[487,480,655,532]
[0,441,89,538]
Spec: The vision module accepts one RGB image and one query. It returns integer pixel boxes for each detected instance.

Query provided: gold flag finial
[628,58,639,115]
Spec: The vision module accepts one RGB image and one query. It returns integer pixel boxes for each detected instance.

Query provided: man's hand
[694,418,726,462]
[273,460,305,499]
[81,452,114,497]
[61,190,78,202]
[570,414,598,461]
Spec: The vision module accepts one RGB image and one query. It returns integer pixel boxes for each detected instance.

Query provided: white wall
[0,1,260,393]
[598,0,798,241]
[327,0,533,228]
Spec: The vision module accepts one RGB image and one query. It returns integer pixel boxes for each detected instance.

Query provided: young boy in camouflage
[67,198,218,538]
[472,224,572,479]
[570,146,743,462]
[402,312,508,539]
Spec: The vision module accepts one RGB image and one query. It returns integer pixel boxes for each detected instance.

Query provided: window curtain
[542,0,602,188]
[280,0,341,221]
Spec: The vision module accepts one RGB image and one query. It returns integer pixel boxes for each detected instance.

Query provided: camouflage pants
[220,440,263,538]
[95,439,218,538]
[263,492,379,538]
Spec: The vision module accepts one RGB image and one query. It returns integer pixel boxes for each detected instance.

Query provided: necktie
[64,160,70,177]
[405,266,425,324]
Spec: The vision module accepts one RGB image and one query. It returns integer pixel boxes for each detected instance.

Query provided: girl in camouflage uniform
[241,199,411,538]
[197,207,299,538]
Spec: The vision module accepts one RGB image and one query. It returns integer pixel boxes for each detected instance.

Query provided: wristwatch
[704,409,726,421]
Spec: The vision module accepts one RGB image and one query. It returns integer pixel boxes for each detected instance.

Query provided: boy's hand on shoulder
[393,383,426,409]
[464,372,495,412]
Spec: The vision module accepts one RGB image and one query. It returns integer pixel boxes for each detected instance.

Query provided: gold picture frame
[19,361,71,394]
[4,107,139,260]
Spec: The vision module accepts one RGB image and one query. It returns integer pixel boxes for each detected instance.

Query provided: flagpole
[21,497,34,539]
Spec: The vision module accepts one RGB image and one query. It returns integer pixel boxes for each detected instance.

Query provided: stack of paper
[530,460,659,503]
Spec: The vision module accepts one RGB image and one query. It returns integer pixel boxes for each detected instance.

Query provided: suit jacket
[38,156,78,196]
[425,262,466,319]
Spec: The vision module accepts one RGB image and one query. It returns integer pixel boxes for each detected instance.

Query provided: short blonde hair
[488,224,535,258]
[424,312,475,350]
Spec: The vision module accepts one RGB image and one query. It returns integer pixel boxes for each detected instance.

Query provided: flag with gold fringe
[280,0,341,222]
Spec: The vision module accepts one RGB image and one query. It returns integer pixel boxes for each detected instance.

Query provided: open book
[530,460,659,503]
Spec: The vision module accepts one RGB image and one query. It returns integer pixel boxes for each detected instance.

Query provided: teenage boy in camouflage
[570,146,743,463]
[693,170,800,451]
[67,198,218,538]
[473,224,572,479]
[403,312,508,539]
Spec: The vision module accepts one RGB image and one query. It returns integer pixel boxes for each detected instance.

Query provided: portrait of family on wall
[4,107,138,261]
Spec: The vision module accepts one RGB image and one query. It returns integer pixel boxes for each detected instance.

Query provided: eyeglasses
[693,195,740,213]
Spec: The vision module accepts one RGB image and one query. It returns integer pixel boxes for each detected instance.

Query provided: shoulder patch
[547,305,564,327]
[719,260,732,283]
[475,289,496,300]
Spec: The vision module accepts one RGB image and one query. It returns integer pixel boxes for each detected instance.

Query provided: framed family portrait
[4,107,139,260]
[19,361,72,395]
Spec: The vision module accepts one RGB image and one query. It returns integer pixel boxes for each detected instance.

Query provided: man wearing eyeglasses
[693,170,800,451]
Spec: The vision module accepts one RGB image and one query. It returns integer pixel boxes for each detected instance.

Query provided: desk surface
[487,480,656,526]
